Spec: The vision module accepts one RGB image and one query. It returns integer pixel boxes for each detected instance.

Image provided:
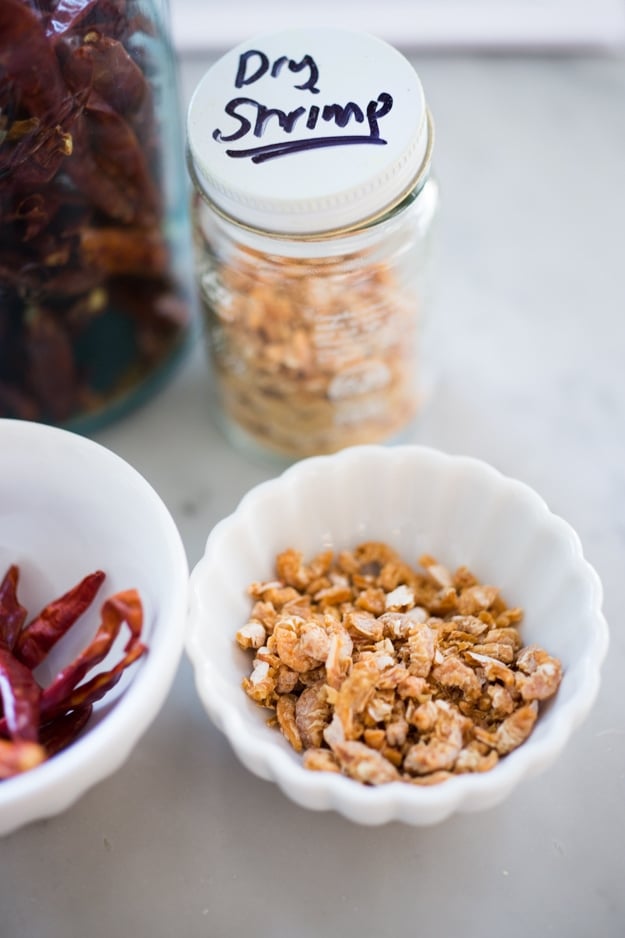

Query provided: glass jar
[187,28,438,460]
[0,0,195,431]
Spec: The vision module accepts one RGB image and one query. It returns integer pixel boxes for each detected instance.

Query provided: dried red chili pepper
[40,588,144,717]
[68,93,159,226]
[55,638,146,716]
[59,32,146,115]
[80,226,167,277]
[0,1,66,119]
[47,0,129,41]
[0,566,147,779]
[39,704,93,757]
[23,306,81,421]
[0,648,41,742]
[15,569,105,669]
[0,566,28,651]
[40,264,103,300]
[0,4,87,193]
[0,105,82,191]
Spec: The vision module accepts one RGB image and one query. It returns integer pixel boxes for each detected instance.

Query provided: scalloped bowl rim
[186,444,608,825]
[0,421,189,836]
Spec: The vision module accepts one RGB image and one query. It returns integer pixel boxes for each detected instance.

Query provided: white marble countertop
[2,51,624,937]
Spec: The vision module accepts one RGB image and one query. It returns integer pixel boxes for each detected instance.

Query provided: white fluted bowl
[0,420,188,836]
[186,445,608,826]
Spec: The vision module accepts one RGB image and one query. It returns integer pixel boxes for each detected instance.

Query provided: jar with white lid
[187,28,438,460]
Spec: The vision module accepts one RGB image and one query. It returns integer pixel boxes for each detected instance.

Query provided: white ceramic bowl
[0,420,188,836]
[187,444,608,826]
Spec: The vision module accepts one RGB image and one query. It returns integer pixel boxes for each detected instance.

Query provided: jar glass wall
[194,177,438,460]
[0,0,195,431]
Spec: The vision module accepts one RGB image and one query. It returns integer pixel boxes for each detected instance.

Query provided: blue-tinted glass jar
[0,0,195,431]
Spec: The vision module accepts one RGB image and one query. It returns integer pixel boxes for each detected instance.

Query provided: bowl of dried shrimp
[186,444,607,825]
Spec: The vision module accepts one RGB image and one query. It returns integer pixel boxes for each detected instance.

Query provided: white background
[169,0,625,52]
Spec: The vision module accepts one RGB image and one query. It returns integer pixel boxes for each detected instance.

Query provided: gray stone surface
[1,50,624,938]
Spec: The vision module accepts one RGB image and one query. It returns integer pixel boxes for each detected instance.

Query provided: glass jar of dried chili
[0,0,195,430]
[187,28,438,461]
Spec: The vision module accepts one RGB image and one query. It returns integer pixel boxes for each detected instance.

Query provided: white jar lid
[187,28,431,235]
